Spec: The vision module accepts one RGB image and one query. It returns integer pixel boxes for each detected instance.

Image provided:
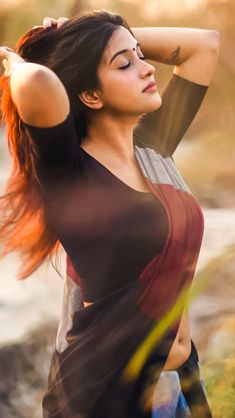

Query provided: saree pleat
[42,145,212,418]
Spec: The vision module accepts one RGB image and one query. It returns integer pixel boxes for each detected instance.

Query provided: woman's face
[95,26,162,117]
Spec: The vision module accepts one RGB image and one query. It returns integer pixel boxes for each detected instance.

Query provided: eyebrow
[109,42,141,65]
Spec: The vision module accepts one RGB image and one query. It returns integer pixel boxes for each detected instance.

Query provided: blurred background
[0,0,234,417]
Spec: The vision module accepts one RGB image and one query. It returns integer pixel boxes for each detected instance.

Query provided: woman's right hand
[43,16,69,28]
[1,16,69,77]
[0,47,25,77]
[32,16,69,30]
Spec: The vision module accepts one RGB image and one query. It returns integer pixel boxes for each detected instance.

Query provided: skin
[131,26,220,86]
[78,26,162,193]
[0,17,220,371]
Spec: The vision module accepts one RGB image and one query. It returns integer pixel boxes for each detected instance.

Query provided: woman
[0,10,219,418]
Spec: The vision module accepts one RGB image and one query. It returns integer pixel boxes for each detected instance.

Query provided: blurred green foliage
[191,244,235,417]
[203,352,235,417]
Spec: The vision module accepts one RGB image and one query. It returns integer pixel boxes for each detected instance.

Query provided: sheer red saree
[42,145,211,418]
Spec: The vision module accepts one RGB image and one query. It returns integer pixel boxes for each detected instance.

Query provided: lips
[143,81,157,92]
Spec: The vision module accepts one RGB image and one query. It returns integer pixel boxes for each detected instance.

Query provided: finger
[2,58,7,68]
[0,47,6,57]
[32,25,43,29]
[43,17,58,29]
[2,60,11,77]
[1,59,11,77]
[0,46,13,58]
[57,17,69,28]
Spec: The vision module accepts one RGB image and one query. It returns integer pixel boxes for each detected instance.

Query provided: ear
[78,89,103,110]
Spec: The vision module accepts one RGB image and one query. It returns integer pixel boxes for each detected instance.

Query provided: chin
[144,95,162,113]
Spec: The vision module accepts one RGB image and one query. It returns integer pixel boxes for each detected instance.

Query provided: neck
[82,112,141,164]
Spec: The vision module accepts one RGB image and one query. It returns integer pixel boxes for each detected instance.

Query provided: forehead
[102,26,138,65]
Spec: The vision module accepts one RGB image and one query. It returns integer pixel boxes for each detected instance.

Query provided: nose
[140,60,156,78]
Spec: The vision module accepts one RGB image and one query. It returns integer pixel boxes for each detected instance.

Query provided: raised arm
[0,45,79,194]
[132,27,220,86]
[132,27,220,155]
[0,47,69,127]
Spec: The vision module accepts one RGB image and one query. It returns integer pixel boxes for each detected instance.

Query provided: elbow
[10,69,44,112]
[10,65,51,104]
[11,64,59,96]
[11,66,66,123]
[205,29,220,54]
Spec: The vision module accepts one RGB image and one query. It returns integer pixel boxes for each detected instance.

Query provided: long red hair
[0,11,133,279]
[0,35,60,279]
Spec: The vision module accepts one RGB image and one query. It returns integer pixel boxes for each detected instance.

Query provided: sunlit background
[0,1,235,417]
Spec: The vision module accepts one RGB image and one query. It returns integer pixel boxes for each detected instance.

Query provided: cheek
[101,79,136,108]
[117,73,137,90]
[106,72,137,93]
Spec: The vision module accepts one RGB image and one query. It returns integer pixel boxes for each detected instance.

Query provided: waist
[84,300,94,308]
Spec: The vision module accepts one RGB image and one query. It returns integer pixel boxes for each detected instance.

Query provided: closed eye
[119,56,146,70]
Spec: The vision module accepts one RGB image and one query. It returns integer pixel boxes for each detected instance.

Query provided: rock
[187,246,235,418]
[190,245,235,363]
[0,322,57,418]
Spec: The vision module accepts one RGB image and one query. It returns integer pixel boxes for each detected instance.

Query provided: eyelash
[119,56,146,70]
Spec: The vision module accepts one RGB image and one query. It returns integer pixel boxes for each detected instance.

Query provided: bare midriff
[84,301,94,308]
[162,335,191,371]
[83,302,190,371]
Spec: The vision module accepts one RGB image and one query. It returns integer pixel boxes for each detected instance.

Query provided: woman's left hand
[33,16,69,30]
[0,47,25,77]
